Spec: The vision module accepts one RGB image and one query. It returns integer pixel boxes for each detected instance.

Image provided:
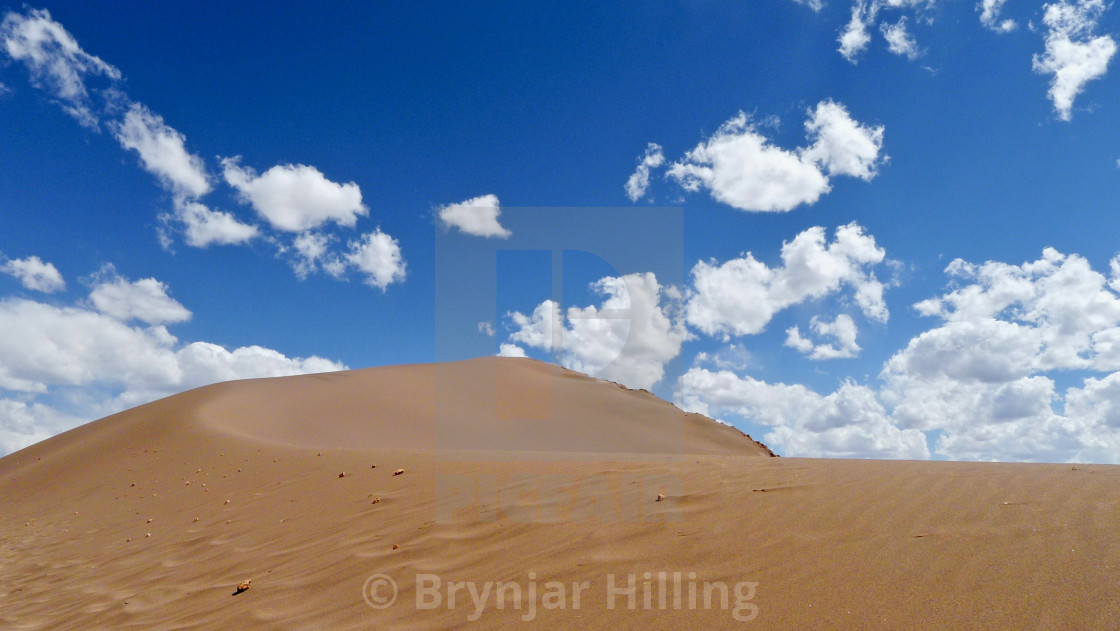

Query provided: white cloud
[685,223,888,339]
[0,8,121,128]
[478,321,496,337]
[908,248,1120,371]
[801,100,886,180]
[497,343,528,358]
[509,300,561,351]
[0,297,184,394]
[175,342,344,387]
[506,273,691,389]
[1032,0,1117,121]
[0,398,79,455]
[347,229,406,290]
[785,314,861,359]
[979,0,1017,32]
[793,0,826,11]
[675,368,929,458]
[437,194,511,238]
[87,268,191,326]
[836,0,941,63]
[1,255,65,293]
[693,343,751,371]
[114,103,212,199]
[291,232,345,280]
[114,109,257,249]
[0,272,346,456]
[838,1,876,62]
[664,103,884,212]
[171,199,259,248]
[666,112,829,212]
[222,157,368,232]
[880,248,1120,461]
[881,17,922,59]
[676,246,1120,462]
[624,143,666,202]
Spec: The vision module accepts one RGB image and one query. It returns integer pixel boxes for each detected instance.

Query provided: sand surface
[1,357,1118,629]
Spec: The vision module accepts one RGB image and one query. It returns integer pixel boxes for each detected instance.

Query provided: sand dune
[1,357,1118,629]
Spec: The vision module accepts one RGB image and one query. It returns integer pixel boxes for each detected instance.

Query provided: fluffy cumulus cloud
[685,223,888,339]
[290,232,343,280]
[801,100,887,180]
[170,199,260,248]
[114,104,259,248]
[506,273,691,389]
[839,2,875,62]
[0,8,121,128]
[347,230,407,290]
[87,267,191,326]
[115,103,212,199]
[662,102,884,212]
[497,343,529,358]
[1032,0,1117,121]
[691,247,1120,462]
[0,398,78,454]
[624,143,666,202]
[222,158,368,232]
[665,112,827,212]
[979,0,1017,32]
[881,249,1120,461]
[675,369,929,459]
[1,255,65,293]
[880,17,922,59]
[836,0,936,63]
[437,194,511,238]
[0,268,346,455]
[785,314,861,359]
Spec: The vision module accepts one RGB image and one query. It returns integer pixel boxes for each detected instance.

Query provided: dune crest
[192,357,774,455]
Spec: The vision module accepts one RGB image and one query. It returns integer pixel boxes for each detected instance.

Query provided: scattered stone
[224,499,231,504]
[338,472,345,478]
[393,469,405,476]
[656,493,665,502]
[371,497,381,504]
[392,544,399,550]
[233,580,251,595]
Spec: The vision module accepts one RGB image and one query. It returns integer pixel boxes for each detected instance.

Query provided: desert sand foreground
[1,357,1119,629]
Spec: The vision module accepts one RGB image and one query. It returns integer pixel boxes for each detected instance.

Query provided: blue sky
[4,1,1120,462]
